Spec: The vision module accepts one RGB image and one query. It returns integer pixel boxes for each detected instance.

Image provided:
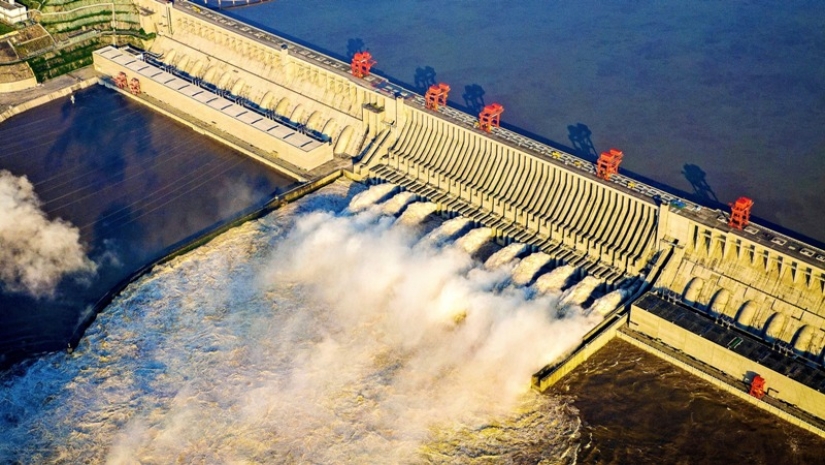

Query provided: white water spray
[348,183,397,212]
[534,265,577,294]
[512,252,552,286]
[0,170,96,296]
[418,216,472,249]
[455,227,493,255]
[381,191,417,216]
[485,243,527,270]
[560,276,602,307]
[587,288,626,317]
[0,180,597,464]
[396,201,437,226]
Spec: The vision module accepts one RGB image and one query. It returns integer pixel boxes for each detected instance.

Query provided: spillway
[84,0,825,438]
[1,179,601,463]
[512,252,553,286]
[485,243,528,270]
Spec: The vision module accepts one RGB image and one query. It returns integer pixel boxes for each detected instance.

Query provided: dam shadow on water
[0,85,298,369]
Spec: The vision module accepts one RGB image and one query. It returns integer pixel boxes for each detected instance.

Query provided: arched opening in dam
[0,86,298,368]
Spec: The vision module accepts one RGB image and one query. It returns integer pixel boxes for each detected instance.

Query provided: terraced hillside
[0,0,154,84]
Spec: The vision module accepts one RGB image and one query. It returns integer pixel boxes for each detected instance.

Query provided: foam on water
[534,265,577,294]
[418,216,472,249]
[560,276,602,307]
[0,180,598,463]
[455,227,493,255]
[484,243,527,270]
[347,182,397,212]
[396,201,437,225]
[381,191,417,216]
[512,252,553,286]
[587,289,626,317]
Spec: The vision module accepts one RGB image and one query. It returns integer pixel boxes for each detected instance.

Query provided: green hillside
[1,0,154,82]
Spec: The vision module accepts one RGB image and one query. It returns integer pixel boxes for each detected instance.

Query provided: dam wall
[94,46,334,170]
[126,0,407,163]
[363,103,662,278]
[655,205,825,361]
[124,0,825,360]
[85,0,825,431]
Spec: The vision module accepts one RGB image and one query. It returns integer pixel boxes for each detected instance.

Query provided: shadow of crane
[346,38,366,60]
[682,163,718,203]
[462,84,486,114]
[413,66,437,93]
[567,123,598,160]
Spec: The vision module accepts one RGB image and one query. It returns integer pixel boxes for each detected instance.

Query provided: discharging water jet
[512,252,553,286]
[485,243,528,270]
[455,227,493,255]
[534,265,577,295]
[348,183,398,212]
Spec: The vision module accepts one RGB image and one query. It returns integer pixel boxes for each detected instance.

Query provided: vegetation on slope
[0,22,16,36]
[8,0,153,82]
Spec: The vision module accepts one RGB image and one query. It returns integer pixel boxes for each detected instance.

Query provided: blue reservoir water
[0,86,296,366]
[228,0,825,244]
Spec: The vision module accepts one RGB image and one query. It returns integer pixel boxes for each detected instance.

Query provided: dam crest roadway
[90,0,825,437]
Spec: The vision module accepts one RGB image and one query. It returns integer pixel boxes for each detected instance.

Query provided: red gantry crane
[478,103,503,132]
[115,72,128,89]
[728,196,754,230]
[129,77,141,95]
[425,83,450,111]
[596,148,624,181]
[749,374,766,399]
[350,51,376,78]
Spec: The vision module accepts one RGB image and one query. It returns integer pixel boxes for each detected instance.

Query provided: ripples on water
[556,339,825,465]
[0,180,604,463]
[0,86,294,365]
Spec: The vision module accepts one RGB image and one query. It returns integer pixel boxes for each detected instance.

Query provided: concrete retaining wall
[531,313,628,392]
[627,303,825,423]
[0,70,38,93]
[617,330,825,438]
[0,75,99,124]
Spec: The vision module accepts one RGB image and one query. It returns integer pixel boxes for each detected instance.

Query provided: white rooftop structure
[0,0,27,25]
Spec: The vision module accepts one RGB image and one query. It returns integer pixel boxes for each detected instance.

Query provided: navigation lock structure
[89,0,825,437]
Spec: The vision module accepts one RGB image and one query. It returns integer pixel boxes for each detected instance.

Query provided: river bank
[0,65,98,123]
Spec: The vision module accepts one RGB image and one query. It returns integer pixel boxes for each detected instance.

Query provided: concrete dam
[93,0,825,436]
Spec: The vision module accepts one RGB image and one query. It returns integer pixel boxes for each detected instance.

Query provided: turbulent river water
[0,181,615,463]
